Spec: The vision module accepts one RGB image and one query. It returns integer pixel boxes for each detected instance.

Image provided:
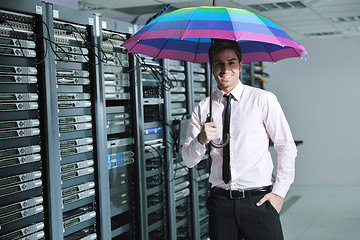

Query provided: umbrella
[122,6,308,63]
[122,5,308,147]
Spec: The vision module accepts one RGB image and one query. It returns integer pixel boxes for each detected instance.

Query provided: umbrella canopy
[122,6,308,63]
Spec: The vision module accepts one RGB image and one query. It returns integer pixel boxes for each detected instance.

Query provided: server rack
[100,16,138,239]
[166,59,192,240]
[0,1,112,239]
[192,63,212,239]
[0,2,51,240]
[140,56,169,239]
[48,3,108,240]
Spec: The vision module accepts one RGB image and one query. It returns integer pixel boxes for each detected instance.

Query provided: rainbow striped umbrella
[122,6,308,63]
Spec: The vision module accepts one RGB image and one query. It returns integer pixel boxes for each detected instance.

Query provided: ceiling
[78,0,360,40]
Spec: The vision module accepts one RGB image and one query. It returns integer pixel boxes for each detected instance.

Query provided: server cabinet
[192,63,212,240]
[0,3,46,240]
[99,17,138,239]
[49,4,106,240]
[139,56,169,239]
[166,59,193,240]
[168,61,212,240]
[0,1,112,239]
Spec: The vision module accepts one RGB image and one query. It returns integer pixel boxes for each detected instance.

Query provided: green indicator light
[62,172,76,181]
[62,187,77,196]
[0,186,18,196]
[0,122,17,129]
[0,158,17,167]
[63,195,78,204]
[0,95,16,100]
[0,131,17,138]
[0,104,17,110]
[64,218,79,228]
[59,117,74,123]
[1,230,22,240]
[61,148,76,156]
[0,204,19,215]
[61,164,76,172]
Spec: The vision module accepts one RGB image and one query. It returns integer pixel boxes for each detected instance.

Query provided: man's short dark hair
[208,39,242,64]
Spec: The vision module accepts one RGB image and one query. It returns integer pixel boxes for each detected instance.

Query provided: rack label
[144,127,163,135]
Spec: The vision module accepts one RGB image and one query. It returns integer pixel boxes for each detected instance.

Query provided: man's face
[213,48,242,93]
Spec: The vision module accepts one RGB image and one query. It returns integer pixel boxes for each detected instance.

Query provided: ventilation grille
[304,31,342,37]
[329,16,360,23]
[114,5,177,15]
[248,1,306,12]
[78,1,104,11]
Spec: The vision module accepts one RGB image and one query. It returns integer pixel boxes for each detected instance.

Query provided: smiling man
[182,39,297,240]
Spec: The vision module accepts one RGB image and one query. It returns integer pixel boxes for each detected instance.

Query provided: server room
[0,0,359,240]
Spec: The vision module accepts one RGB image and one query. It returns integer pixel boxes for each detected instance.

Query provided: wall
[264,36,360,185]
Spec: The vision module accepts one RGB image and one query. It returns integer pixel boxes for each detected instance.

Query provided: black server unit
[141,56,168,239]
[101,24,137,239]
[0,6,45,240]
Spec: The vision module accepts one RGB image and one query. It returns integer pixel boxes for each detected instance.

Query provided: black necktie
[223,94,232,184]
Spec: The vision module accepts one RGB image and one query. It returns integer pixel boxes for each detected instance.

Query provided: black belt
[211,185,272,199]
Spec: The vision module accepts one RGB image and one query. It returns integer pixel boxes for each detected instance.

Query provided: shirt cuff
[272,182,290,198]
[193,136,206,150]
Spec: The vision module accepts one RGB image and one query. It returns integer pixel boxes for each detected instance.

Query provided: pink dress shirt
[182,81,297,198]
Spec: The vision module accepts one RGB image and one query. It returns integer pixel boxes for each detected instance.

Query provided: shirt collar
[214,80,244,103]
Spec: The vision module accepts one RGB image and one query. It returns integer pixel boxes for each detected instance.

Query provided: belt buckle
[229,189,245,199]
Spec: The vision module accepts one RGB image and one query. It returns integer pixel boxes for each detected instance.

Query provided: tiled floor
[280,185,360,240]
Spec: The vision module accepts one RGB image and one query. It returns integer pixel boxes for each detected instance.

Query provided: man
[182,39,297,240]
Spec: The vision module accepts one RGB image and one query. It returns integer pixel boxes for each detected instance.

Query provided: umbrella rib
[127,40,140,53]
[193,38,200,63]
[224,7,237,40]
[262,42,275,62]
[290,46,301,58]
[182,6,199,39]
[154,38,170,59]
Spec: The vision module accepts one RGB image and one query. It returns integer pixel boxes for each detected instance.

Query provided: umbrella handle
[210,134,230,148]
[206,116,229,148]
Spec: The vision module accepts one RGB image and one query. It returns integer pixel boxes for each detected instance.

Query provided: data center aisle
[280,185,360,240]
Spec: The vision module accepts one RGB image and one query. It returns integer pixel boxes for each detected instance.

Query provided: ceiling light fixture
[78,1,104,11]
[329,15,360,23]
[248,1,306,12]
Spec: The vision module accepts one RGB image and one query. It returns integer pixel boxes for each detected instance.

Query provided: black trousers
[206,189,284,240]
